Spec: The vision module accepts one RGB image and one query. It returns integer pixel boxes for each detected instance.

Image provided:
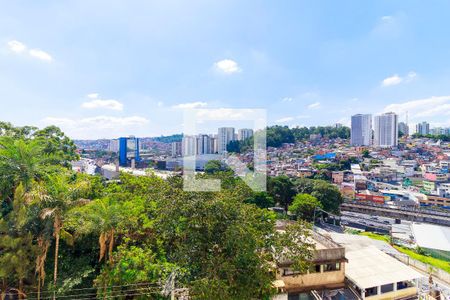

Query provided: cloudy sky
[1,1,450,139]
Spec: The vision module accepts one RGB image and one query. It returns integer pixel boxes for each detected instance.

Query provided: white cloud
[28,49,53,62]
[6,39,53,62]
[382,74,402,86]
[372,14,404,38]
[81,99,123,111]
[307,102,321,109]
[172,101,208,109]
[297,115,310,119]
[41,115,150,139]
[7,40,26,53]
[381,71,417,87]
[81,94,123,111]
[87,93,99,99]
[43,116,149,128]
[281,97,293,102]
[381,16,394,23]
[214,59,241,74]
[383,96,450,120]
[157,101,164,107]
[276,116,294,123]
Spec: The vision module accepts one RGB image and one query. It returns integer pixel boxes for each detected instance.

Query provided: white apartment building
[374,112,398,148]
[218,127,235,154]
[238,128,254,141]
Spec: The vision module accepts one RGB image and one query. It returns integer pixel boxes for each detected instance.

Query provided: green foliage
[0,122,316,299]
[294,178,343,214]
[362,149,370,158]
[267,175,296,210]
[289,194,322,221]
[412,133,450,142]
[226,125,350,153]
[152,134,183,143]
[245,192,275,209]
[204,159,228,174]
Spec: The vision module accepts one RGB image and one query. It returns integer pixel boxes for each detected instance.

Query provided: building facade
[374,112,398,148]
[218,127,235,154]
[118,136,140,167]
[416,121,430,135]
[398,122,409,136]
[351,114,372,146]
[238,128,254,141]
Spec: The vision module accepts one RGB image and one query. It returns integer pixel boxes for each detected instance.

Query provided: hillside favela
[1,2,450,300]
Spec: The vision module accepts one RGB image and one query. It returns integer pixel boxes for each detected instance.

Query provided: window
[381,283,394,294]
[324,262,340,272]
[365,286,378,297]
[397,281,414,290]
[308,264,321,273]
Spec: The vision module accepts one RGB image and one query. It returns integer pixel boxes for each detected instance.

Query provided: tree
[35,174,92,296]
[294,178,343,214]
[268,175,296,211]
[288,194,322,221]
[0,184,37,298]
[204,160,226,174]
[362,149,370,158]
[311,180,343,214]
[245,192,275,209]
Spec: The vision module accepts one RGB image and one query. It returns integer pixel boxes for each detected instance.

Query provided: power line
[25,287,163,300]
[25,282,160,295]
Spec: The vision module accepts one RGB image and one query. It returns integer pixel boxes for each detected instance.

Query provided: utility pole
[171,272,175,300]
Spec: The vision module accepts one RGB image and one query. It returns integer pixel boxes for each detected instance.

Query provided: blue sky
[1,0,450,139]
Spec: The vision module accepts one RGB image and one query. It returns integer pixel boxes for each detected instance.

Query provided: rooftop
[411,222,450,252]
[345,245,422,289]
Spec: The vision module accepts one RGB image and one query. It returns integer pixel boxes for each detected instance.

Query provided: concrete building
[171,141,182,158]
[218,127,235,154]
[118,136,140,167]
[330,233,423,300]
[108,139,119,153]
[210,136,218,154]
[345,246,422,299]
[182,135,197,156]
[238,128,254,141]
[274,226,347,299]
[416,121,430,135]
[374,112,398,148]
[398,122,409,136]
[351,114,372,146]
[196,134,211,155]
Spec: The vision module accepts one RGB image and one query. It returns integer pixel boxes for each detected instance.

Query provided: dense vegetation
[227,125,350,152]
[411,133,450,142]
[152,134,183,143]
[0,123,319,299]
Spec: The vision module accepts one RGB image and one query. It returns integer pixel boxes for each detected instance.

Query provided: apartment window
[381,283,394,293]
[365,286,378,297]
[324,262,340,272]
[397,281,414,290]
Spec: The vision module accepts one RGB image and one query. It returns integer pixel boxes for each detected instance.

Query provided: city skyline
[2,1,450,139]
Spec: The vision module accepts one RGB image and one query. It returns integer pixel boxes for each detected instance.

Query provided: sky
[1,0,450,139]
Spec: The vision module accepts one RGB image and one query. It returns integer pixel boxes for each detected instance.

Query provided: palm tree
[0,138,46,201]
[69,197,122,263]
[35,175,91,299]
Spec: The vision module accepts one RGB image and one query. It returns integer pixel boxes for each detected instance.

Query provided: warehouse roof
[412,222,450,252]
